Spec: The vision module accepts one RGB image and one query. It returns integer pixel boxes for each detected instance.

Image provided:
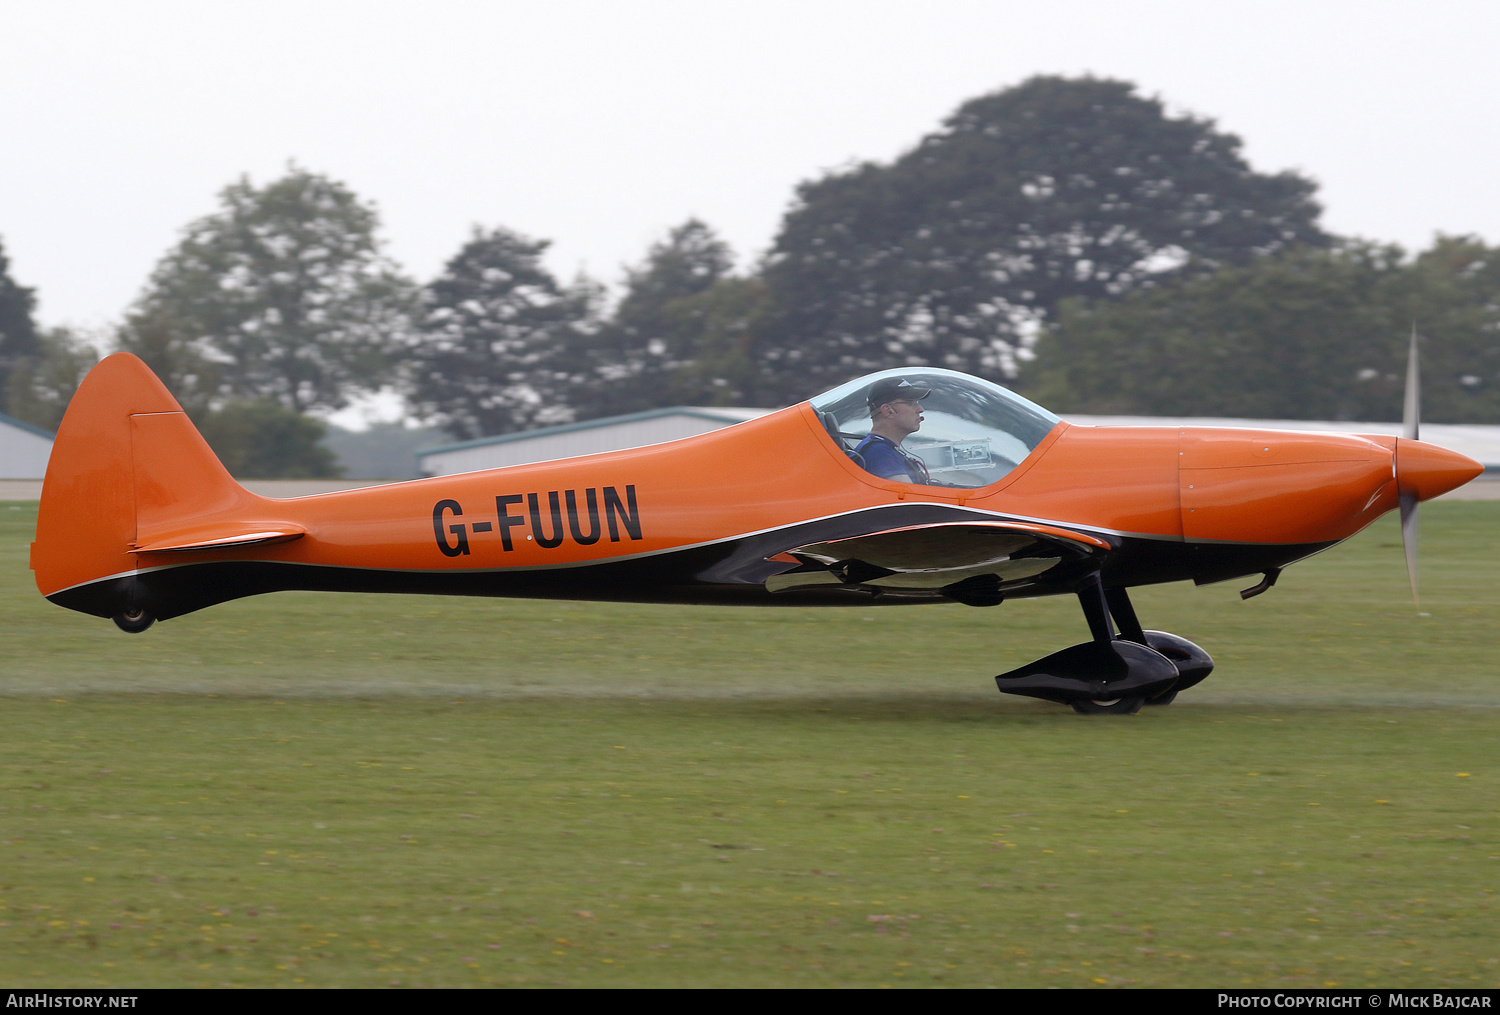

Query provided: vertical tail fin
[31,353,263,618]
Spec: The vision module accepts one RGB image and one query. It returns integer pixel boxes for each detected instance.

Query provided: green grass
[2,500,1497,987]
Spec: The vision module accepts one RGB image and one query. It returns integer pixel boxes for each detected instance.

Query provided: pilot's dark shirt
[854,433,928,484]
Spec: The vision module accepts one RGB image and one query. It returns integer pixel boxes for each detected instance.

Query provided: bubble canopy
[809,367,1061,489]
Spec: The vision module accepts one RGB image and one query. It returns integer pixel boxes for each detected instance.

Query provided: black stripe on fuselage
[47,502,1333,622]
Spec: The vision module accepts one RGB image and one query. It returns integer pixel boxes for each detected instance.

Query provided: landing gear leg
[1069,576,1148,714]
[1105,586,1146,644]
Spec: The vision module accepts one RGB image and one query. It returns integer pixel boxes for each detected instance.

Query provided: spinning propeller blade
[1400,486,1419,608]
[1400,325,1420,608]
[1403,323,1420,444]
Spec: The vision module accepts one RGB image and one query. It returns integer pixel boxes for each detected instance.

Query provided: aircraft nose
[1396,439,1484,502]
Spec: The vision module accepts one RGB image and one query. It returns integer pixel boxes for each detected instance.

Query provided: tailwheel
[112,609,155,634]
[1070,696,1144,715]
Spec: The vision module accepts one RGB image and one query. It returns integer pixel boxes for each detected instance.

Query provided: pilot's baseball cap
[866,377,933,407]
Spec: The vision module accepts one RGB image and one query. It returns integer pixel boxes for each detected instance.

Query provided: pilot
[854,378,932,484]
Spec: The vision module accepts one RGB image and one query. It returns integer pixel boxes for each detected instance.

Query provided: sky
[5,0,1498,337]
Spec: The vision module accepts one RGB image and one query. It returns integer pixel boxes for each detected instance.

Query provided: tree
[113,302,220,416]
[406,227,601,440]
[117,166,415,414]
[576,220,737,418]
[657,276,769,408]
[1399,236,1500,422]
[0,235,41,416]
[1026,237,1500,423]
[752,75,1329,405]
[2,326,99,431]
[197,400,342,479]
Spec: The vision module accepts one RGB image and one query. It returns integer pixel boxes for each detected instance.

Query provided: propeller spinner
[1392,326,1485,610]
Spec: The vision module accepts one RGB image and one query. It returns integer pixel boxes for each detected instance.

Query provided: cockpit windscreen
[809,368,1060,488]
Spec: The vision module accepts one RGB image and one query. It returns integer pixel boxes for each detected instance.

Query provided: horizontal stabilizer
[132,524,306,554]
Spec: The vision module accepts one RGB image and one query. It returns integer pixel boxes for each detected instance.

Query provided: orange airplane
[30,350,1481,713]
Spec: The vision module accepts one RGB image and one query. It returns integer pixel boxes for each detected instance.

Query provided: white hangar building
[0,412,53,479]
[416,404,1500,480]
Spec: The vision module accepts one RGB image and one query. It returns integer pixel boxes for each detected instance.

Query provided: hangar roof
[1,412,55,440]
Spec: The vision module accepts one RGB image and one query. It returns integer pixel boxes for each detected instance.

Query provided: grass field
[1,500,1496,988]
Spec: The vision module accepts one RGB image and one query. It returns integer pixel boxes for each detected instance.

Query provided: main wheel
[112,609,155,634]
[1069,696,1144,715]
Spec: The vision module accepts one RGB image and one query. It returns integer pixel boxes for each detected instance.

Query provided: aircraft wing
[765,520,1112,600]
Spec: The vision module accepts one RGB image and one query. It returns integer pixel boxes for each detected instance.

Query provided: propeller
[1398,325,1422,611]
